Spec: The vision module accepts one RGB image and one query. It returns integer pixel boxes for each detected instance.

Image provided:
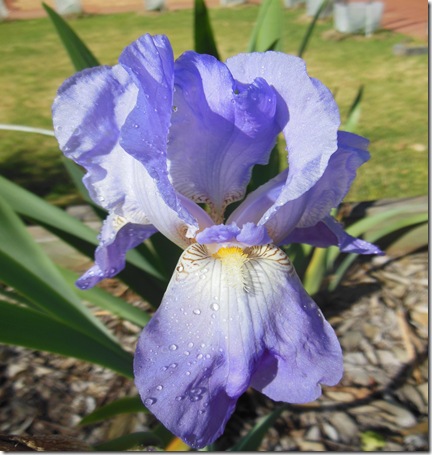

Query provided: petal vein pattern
[134,243,342,448]
[168,52,281,222]
[226,52,340,223]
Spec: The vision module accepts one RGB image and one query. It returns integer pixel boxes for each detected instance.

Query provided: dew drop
[188,342,194,348]
[161,366,168,372]
[199,410,205,415]
[190,396,201,402]
[175,395,184,401]
[211,314,216,319]
[176,265,184,272]
[156,385,163,391]
[169,344,178,351]
[196,354,203,360]
[144,397,156,406]
[193,309,201,315]
[210,303,220,311]
[186,371,191,376]
[170,363,178,368]
[172,105,178,112]
[184,351,190,356]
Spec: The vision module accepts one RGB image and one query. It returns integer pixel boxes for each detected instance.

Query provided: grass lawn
[0,5,427,205]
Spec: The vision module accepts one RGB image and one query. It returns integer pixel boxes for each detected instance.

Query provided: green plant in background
[0,0,428,450]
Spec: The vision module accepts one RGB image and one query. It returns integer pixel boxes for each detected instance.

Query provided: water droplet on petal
[156,385,163,391]
[196,354,203,360]
[169,344,178,351]
[210,303,220,311]
[193,309,201,315]
[175,395,184,401]
[188,342,194,348]
[186,371,191,376]
[184,351,190,356]
[176,265,184,272]
[170,363,178,368]
[144,397,156,406]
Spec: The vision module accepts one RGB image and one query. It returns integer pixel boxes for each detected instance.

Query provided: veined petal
[226,52,340,222]
[119,34,198,229]
[283,215,383,255]
[134,243,342,448]
[52,64,149,224]
[247,246,343,402]
[77,213,157,289]
[229,132,371,245]
[167,51,281,222]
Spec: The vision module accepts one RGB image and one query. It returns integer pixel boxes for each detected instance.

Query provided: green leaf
[327,211,428,291]
[81,396,146,425]
[0,300,132,377]
[59,267,151,327]
[0,175,167,296]
[194,0,220,59]
[42,2,100,71]
[94,432,161,451]
[0,194,119,347]
[344,85,364,133]
[230,406,285,450]
[247,0,282,53]
[297,0,330,58]
[302,247,328,296]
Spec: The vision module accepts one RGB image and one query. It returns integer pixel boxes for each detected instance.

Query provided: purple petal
[119,35,197,228]
[52,64,148,222]
[226,52,340,222]
[195,223,240,244]
[195,222,272,246]
[77,213,157,289]
[230,131,371,245]
[248,253,343,402]
[53,34,213,248]
[167,52,281,222]
[283,216,383,255]
[134,243,342,447]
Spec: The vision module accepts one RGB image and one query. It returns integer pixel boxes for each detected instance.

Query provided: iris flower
[53,34,380,448]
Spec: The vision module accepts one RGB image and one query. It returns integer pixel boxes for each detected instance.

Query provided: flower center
[213,246,249,290]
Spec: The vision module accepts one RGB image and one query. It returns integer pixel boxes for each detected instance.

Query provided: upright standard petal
[229,131,371,245]
[226,52,340,222]
[119,34,198,230]
[134,243,342,448]
[167,51,281,222]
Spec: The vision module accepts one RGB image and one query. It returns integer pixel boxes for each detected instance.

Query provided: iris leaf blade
[42,2,100,71]
[0,300,132,377]
[297,0,330,58]
[0,194,134,358]
[80,396,146,425]
[59,267,151,327]
[230,405,286,451]
[93,432,161,451]
[194,0,220,59]
[247,0,282,53]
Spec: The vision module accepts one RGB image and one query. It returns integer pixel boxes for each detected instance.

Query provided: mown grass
[0,5,427,205]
